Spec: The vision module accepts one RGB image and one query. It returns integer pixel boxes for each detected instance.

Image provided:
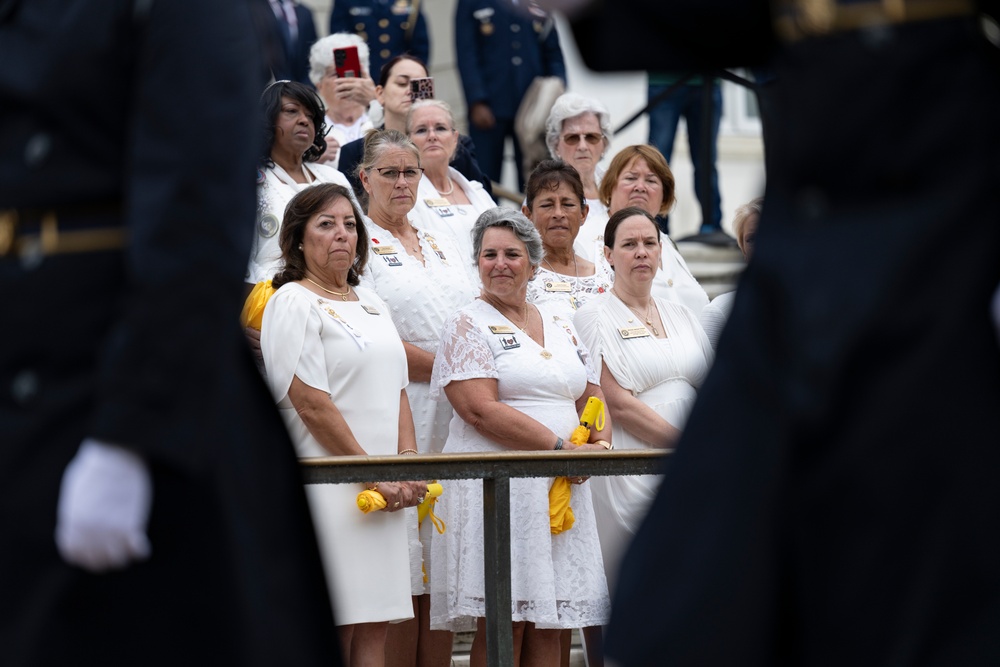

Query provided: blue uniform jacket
[454,0,566,120]
[330,0,431,80]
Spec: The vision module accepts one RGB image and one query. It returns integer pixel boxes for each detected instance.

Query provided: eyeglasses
[561,132,604,146]
[372,166,424,182]
[411,125,455,137]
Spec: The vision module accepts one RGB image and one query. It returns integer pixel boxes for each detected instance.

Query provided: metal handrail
[302,450,670,667]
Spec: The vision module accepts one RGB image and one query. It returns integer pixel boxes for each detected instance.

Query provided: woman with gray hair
[545,93,613,264]
[407,99,496,278]
[429,207,612,666]
[308,33,378,167]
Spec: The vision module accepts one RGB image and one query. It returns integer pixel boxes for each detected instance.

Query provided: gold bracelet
[399,448,419,455]
[594,439,613,450]
[366,482,379,491]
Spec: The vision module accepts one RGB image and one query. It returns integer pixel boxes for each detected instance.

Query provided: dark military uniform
[0,1,341,665]
[572,1,1000,665]
[329,0,430,81]
[454,0,566,189]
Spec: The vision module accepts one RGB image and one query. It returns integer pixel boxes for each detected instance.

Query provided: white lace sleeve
[429,308,498,399]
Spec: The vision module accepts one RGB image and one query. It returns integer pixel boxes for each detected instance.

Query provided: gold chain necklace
[485,295,528,329]
[613,288,659,336]
[306,277,352,301]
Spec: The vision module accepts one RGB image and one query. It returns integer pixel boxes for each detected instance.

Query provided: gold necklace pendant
[306,277,351,301]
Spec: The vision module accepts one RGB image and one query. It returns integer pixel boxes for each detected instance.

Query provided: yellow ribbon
[549,398,605,534]
[240,280,275,330]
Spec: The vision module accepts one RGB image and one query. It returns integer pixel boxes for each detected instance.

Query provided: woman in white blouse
[574,206,713,597]
[249,80,356,284]
[406,100,496,274]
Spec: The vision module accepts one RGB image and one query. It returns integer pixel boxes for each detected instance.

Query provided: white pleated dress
[573,292,714,592]
[428,300,611,632]
[261,282,413,626]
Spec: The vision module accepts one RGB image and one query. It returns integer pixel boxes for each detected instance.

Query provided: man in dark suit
[0,2,341,665]
[266,0,318,84]
[561,0,1000,664]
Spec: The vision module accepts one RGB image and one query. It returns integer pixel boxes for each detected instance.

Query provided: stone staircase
[676,240,745,300]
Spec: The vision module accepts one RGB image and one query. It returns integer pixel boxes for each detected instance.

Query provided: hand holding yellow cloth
[549,398,605,534]
[357,482,443,515]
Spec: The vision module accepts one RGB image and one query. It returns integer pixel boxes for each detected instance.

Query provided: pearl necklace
[438,175,455,196]
[306,277,352,301]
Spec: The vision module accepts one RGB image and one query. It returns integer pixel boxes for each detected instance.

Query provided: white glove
[55,439,153,572]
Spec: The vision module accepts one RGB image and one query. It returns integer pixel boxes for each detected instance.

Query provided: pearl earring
[298,243,303,250]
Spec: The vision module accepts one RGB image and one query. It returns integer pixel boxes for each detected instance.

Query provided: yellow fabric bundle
[357,482,444,515]
[549,397,605,534]
[240,280,275,329]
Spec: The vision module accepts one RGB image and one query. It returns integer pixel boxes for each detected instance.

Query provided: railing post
[483,475,514,667]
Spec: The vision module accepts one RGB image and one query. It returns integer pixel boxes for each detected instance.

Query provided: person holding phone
[338,55,493,202]
[308,33,378,169]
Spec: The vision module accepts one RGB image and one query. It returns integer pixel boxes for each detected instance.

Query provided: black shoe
[677,229,739,247]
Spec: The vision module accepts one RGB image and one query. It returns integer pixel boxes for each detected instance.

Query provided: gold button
[667,279,674,287]
[379,33,391,43]
[355,22,365,31]
[400,21,410,30]
[381,49,391,58]
[378,18,389,28]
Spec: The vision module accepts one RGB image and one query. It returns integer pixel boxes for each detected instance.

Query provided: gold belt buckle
[0,209,18,257]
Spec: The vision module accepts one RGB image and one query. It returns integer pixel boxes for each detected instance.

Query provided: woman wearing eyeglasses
[407,100,496,277]
[545,93,613,267]
[357,129,478,667]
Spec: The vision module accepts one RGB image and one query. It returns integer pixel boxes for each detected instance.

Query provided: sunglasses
[561,132,604,146]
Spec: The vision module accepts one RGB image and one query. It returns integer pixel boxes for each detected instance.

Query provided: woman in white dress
[248,81,357,284]
[356,129,477,667]
[407,100,496,275]
[573,206,713,595]
[544,93,613,264]
[260,183,429,667]
[598,145,710,316]
[430,208,613,667]
[522,160,613,321]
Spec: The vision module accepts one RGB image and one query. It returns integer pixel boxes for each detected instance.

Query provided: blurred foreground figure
[561,1,1000,664]
[0,2,341,665]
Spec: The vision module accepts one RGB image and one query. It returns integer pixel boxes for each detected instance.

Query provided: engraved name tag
[618,327,651,339]
[544,281,572,293]
[372,245,397,255]
[488,325,514,334]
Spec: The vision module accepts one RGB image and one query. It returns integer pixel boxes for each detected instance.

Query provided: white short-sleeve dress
[428,299,611,631]
[261,281,413,626]
[360,218,478,594]
[573,292,713,592]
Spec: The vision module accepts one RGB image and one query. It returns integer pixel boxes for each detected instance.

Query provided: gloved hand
[55,439,153,572]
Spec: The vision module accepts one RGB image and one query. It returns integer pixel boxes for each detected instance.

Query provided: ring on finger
[417,496,425,504]
[393,501,400,508]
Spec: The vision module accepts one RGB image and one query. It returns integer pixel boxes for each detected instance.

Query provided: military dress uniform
[574,1,1000,665]
[329,0,430,80]
[0,1,341,665]
[454,0,566,188]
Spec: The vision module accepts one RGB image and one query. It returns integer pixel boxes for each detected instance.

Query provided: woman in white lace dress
[356,129,477,667]
[429,208,613,667]
[523,160,613,320]
[573,207,713,594]
[259,183,429,667]
[407,100,496,278]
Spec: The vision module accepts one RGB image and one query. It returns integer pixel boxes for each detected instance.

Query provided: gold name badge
[544,281,572,293]
[618,326,651,339]
[424,197,450,207]
[372,245,397,255]
[488,325,514,334]
[362,304,381,315]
